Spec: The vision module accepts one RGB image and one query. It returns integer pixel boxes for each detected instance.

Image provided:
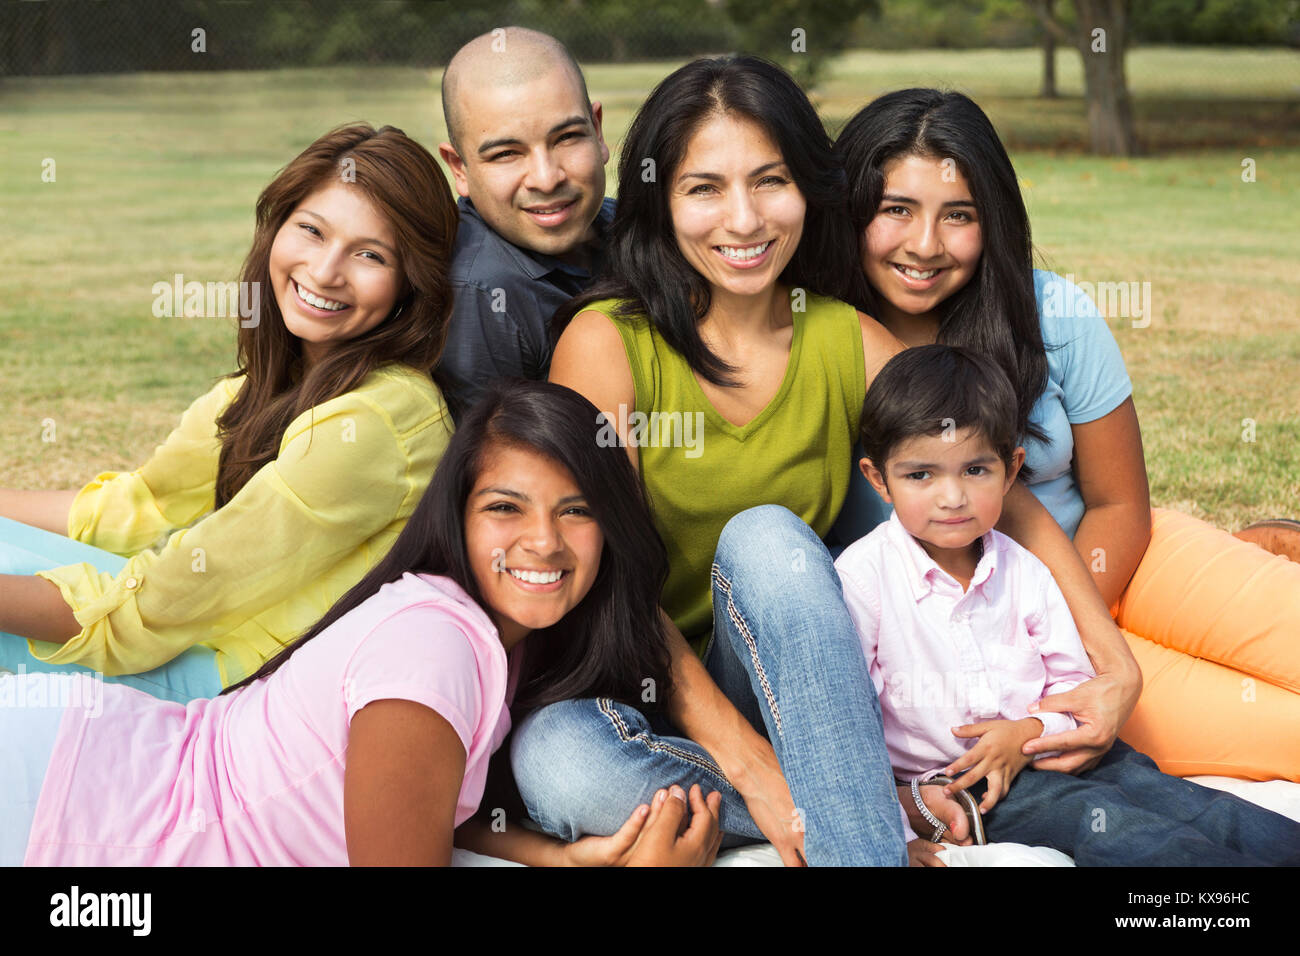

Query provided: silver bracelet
[910,771,949,843]
[909,770,990,846]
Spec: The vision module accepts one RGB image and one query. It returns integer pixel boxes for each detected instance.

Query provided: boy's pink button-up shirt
[835,512,1096,783]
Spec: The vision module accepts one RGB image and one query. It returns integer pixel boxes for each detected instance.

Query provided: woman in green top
[509,55,1139,867]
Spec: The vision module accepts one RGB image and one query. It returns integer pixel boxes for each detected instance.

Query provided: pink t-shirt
[24,573,516,866]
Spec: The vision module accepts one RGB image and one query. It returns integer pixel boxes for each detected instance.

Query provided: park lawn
[1,47,1297,528]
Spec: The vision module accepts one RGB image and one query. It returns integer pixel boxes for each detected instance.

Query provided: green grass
[1,47,1298,527]
[816,47,1300,150]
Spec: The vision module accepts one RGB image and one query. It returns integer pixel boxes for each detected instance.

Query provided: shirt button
[124,577,139,590]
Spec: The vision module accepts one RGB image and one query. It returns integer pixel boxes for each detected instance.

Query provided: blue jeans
[511,505,908,866]
[978,739,1300,866]
[0,516,222,703]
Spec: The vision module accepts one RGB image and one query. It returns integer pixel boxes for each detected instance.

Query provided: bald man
[435,27,613,422]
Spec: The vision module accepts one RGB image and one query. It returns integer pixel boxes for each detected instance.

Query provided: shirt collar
[460,196,613,282]
[883,510,999,601]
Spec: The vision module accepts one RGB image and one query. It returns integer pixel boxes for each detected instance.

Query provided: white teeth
[718,241,772,261]
[508,568,564,584]
[896,265,939,279]
[294,281,348,311]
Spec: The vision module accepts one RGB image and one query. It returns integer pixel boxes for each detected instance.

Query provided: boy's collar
[884,511,1000,601]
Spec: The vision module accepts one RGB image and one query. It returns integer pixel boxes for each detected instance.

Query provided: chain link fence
[4,0,1294,78]
[0,0,741,77]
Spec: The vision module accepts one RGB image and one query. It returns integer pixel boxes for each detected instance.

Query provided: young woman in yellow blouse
[0,123,457,702]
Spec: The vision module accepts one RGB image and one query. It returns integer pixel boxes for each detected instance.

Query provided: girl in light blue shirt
[832,87,1300,784]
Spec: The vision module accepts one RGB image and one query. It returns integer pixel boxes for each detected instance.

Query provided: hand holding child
[943,717,1044,813]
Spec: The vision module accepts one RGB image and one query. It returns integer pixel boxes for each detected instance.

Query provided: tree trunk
[1073,0,1138,155]
[1038,0,1058,98]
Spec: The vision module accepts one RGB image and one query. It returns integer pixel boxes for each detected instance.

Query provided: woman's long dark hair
[223,379,673,716]
[216,123,458,506]
[554,54,858,388]
[835,89,1048,452]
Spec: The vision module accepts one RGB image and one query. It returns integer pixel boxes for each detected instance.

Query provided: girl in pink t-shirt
[1,381,722,867]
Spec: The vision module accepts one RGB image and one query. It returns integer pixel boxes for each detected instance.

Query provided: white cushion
[451,775,1300,867]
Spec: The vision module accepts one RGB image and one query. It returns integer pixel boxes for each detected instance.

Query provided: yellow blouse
[31,364,453,686]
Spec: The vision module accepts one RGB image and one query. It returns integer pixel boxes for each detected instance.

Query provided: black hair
[553,54,857,387]
[836,88,1048,460]
[222,379,673,716]
[860,344,1021,480]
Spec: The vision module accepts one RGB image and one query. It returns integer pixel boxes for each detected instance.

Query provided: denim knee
[715,505,840,602]
[716,505,822,570]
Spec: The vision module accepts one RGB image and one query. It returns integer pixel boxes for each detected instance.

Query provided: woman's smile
[291,278,352,314]
[713,240,774,268]
[503,565,571,590]
[888,261,949,290]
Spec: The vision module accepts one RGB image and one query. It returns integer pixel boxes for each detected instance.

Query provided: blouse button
[124,577,139,590]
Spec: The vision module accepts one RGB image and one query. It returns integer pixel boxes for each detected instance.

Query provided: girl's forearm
[454,816,568,866]
[0,574,81,644]
[1071,501,1152,609]
[0,489,79,536]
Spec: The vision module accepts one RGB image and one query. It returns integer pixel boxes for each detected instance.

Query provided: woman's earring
[390,302,405,321]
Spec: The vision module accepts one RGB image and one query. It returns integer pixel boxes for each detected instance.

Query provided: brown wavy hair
[215,123,458,506]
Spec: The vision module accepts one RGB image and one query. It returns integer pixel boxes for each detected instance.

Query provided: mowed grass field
[1,46,1297,528]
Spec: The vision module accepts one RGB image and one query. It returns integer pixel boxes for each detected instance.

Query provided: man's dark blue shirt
[435,195,616,423]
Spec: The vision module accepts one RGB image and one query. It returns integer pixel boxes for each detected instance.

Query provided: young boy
[835,344,1300,866]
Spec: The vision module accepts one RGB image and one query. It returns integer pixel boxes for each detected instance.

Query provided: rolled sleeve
[1033,711,1078,739]
[33,391,411,676]
[68,377,238,553]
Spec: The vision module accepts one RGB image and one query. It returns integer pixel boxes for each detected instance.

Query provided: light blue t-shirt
[1021,270,1133,537]
[826,270,1132,551]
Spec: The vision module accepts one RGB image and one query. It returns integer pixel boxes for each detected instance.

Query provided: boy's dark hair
[860,344,1022,480]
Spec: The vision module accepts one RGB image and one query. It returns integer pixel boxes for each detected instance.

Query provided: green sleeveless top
[592,295,866,656]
